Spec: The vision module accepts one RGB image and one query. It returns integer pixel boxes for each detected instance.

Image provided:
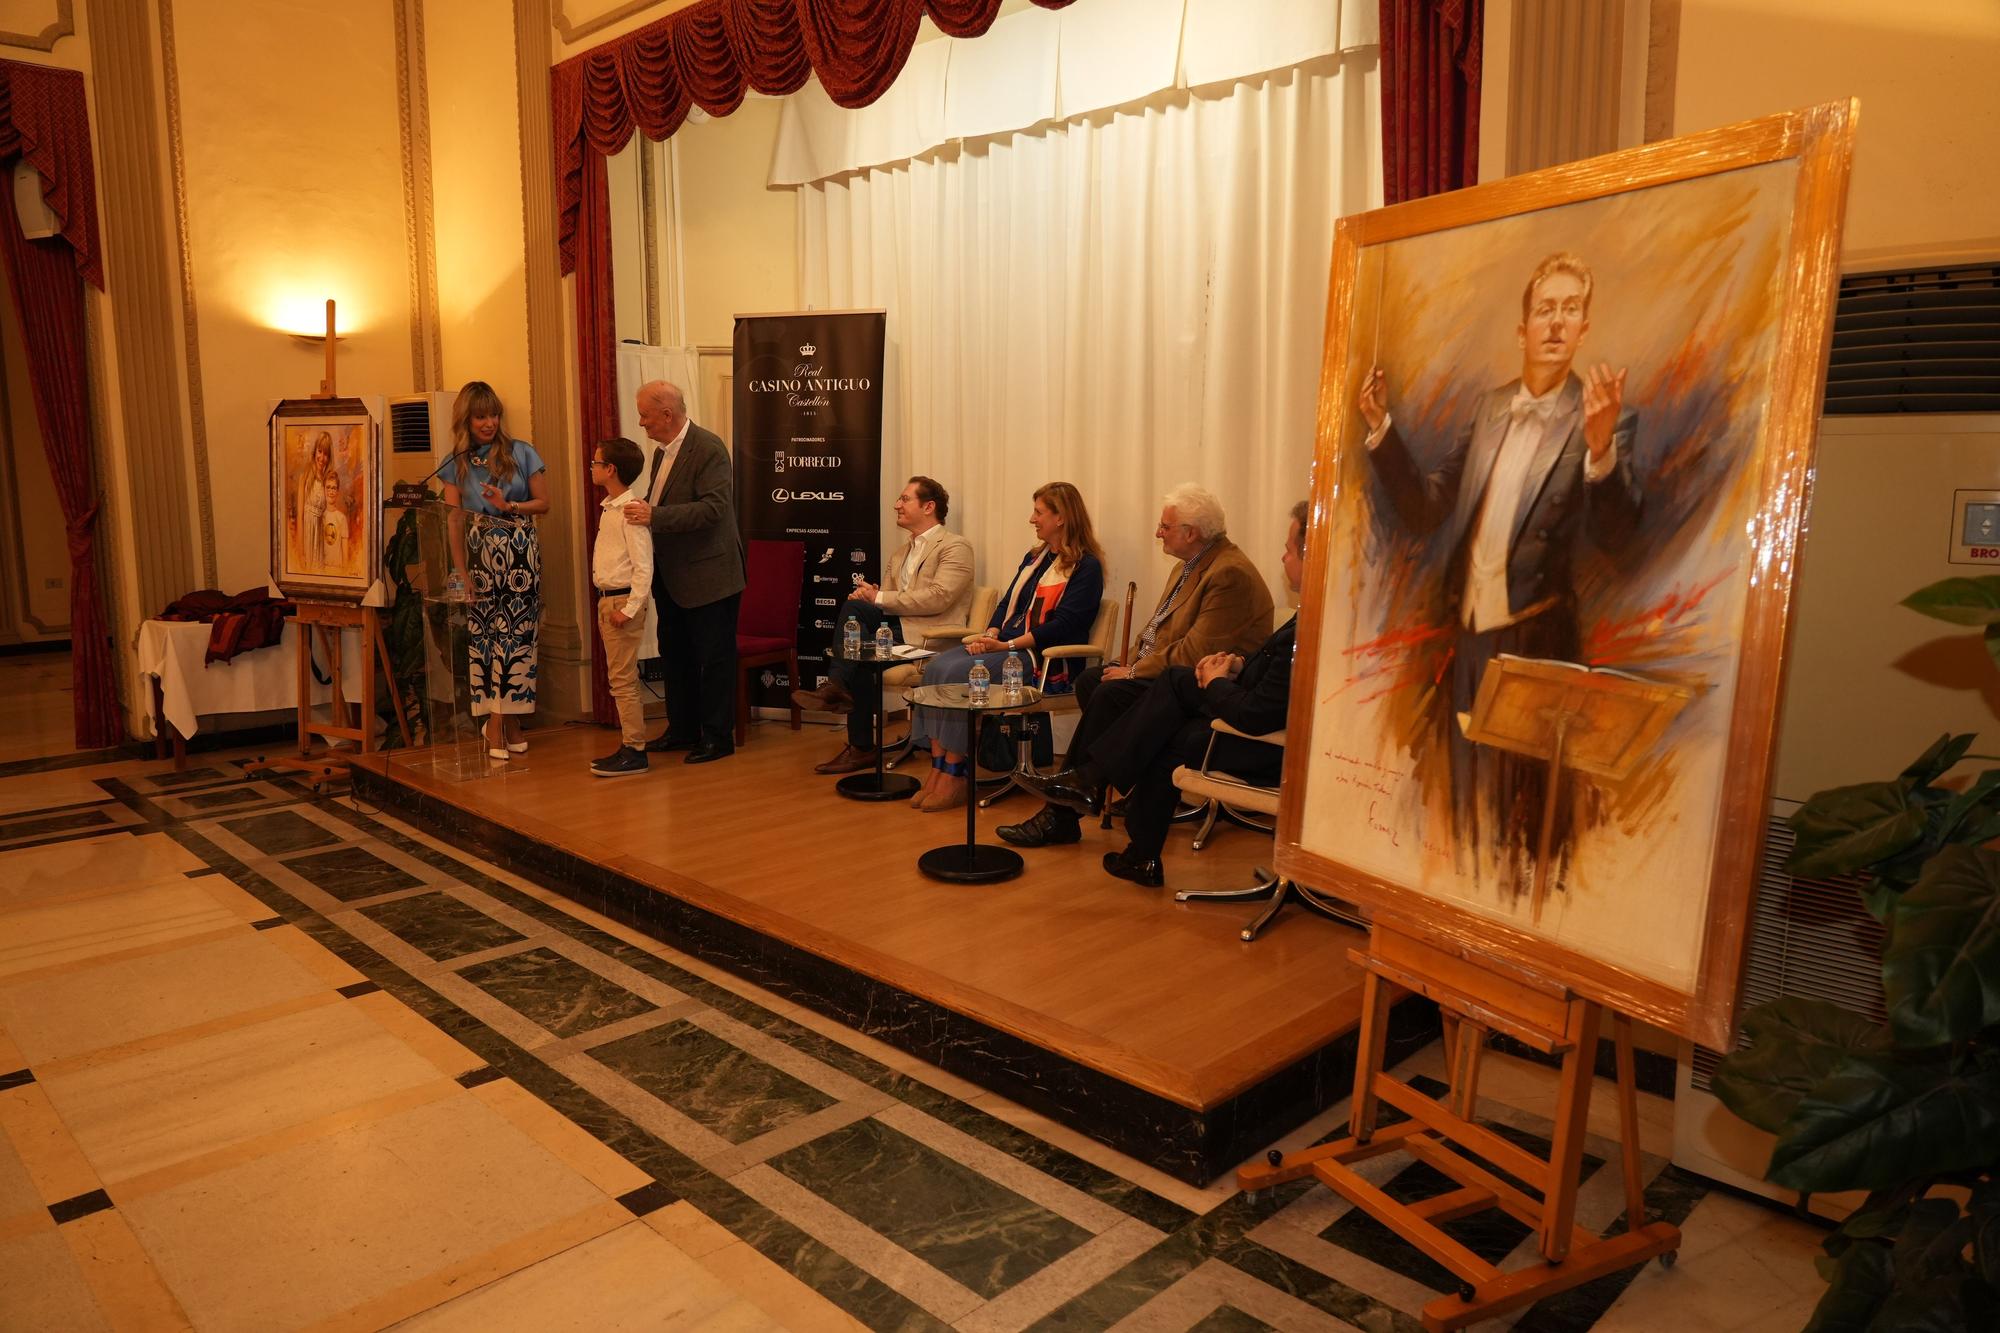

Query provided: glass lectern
[401,496,535,781]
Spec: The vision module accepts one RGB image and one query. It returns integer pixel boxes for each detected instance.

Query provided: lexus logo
[771,488,844,503]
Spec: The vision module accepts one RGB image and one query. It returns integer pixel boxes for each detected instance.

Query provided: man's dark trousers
[1089,667,1281,858]
[659,587,740,748]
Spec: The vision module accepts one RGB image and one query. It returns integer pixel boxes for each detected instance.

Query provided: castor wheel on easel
[1266,1149,1283,1167]
[1659,1249,1678,1269]
[1457,1283,1476,1302]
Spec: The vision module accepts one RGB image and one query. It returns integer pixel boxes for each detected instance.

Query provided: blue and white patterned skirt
[468,518,541,716]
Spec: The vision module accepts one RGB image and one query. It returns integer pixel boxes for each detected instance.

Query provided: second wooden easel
[1237,924,1680,1331]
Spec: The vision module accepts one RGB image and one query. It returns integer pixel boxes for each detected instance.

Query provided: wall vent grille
[1688,806,1884,1092]
[1824,264,2000,415]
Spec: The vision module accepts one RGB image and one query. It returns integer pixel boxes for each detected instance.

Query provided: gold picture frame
[1278,101,1858,1049]
[270,397,381,604]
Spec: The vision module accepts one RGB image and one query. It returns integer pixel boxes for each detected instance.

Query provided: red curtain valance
[0,60,101,289]
[554,0,1076,272]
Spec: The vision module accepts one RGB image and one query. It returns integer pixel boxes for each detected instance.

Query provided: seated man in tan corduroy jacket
[1073,482,1273,713]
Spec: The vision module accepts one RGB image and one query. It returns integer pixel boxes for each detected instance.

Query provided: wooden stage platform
[350,724,1435,1183]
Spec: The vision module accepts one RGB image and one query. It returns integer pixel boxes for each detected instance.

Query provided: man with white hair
[621,380,744,764]
[1000,483,1271,848]
[1073,483,1272,711]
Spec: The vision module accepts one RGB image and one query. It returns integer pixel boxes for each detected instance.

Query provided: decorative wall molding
[0,1,74,53]
[515,0,586,718]
[95,0,199,620]
[395,0,443,392]
[638,139,659,345]
[551,0,673,46]
[1644,0,1679,143]
[157,0,215,588]
[83,291,131,722]
[1506,0,1625,175]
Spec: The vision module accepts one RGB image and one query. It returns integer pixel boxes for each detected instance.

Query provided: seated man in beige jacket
[794,475,975,774]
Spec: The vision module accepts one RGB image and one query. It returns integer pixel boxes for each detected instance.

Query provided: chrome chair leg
[1174,864,1281,905]
[1188,801,1223,851]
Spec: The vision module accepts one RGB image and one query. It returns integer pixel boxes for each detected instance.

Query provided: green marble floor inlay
[359,892,527,961]
[220,809,341,855]
[285,845,423,902]
[179,786,263,811]
[141,766,229,789]
[589,1020,836,1145]
[768,1116,1092,1300]
[457,946,656,1038]
[0,808,114,840]
[1190,1306,1280,1333]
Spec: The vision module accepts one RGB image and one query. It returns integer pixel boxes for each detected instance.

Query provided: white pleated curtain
[793,36,1381,611]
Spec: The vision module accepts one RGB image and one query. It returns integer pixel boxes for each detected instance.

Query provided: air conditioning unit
[383,390,455,493]
[1672,798,1880,1219]
[1670,403,1999,1215]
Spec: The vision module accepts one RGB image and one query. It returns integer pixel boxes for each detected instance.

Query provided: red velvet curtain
[554,0,1076,271]
[1380,0,1483,205]
[556,0,1074,722]
[573,150,620,723]
[0,61,119,748]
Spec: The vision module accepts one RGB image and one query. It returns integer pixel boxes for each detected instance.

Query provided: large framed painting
[1279,102,1857,1048]
[271,397,380,603]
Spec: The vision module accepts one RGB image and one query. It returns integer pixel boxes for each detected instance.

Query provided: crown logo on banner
[799,343,817,356]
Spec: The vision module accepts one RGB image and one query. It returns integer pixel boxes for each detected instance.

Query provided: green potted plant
[1711,575,2000,1330]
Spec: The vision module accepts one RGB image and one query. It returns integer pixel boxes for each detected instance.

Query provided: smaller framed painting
[271,398,380,603]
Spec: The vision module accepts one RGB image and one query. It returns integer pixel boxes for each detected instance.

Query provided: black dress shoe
[1102,849,1164,887]
[1024,765,1103,817]
[683,742,734,764]
[996,805,1083,848]
[645,733,698,754]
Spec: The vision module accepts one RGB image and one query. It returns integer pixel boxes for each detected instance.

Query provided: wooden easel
[1237,924,1679,1331]
[267,599,408,791]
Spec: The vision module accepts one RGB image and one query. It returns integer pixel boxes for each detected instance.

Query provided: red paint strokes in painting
[1585,566,1734,665]
[1331,620,1454,704]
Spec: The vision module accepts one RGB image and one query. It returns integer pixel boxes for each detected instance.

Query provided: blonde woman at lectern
[440,381,551,760]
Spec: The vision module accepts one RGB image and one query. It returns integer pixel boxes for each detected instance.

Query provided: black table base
[836,771,921,801]
[917,842,1023,883]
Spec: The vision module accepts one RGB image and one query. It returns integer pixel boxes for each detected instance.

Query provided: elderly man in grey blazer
[795,475,974,774]
[622,380,745,764]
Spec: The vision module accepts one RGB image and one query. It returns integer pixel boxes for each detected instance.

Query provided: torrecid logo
[771,488,844,503]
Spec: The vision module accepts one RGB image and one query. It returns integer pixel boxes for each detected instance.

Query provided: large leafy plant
[1712,576,2000,1331]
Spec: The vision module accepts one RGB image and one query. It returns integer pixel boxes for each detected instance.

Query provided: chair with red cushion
[735,539,806,746]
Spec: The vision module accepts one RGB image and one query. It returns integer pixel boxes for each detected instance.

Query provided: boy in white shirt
[589,438,655,777]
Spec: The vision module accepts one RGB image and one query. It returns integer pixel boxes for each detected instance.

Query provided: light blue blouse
[453,440,546,516]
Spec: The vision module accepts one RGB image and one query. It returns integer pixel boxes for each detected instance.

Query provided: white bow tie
[1509,390,1559,422]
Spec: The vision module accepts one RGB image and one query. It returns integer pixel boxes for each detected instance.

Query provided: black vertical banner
[733,311,886,707]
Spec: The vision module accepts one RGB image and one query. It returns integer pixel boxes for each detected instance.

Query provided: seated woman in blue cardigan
[908,481,1106,812]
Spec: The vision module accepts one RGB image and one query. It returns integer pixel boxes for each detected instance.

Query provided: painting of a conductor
[1357,252,1644,890]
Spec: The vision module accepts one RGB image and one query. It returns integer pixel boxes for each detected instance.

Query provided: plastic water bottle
[843,615,862,659]
[874,623,894,658]
[966,659,991,706]
[1001,651,1023,704]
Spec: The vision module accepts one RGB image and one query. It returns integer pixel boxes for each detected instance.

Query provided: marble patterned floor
[0,747,1832,1331]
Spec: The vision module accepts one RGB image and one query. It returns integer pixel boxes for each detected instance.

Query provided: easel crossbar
[1373,1075,1552,1194]
[1317,1157,1496,1288]
[1402,1135,1596,1255]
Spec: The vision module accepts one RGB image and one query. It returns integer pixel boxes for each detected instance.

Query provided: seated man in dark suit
[1003,500,1308,886]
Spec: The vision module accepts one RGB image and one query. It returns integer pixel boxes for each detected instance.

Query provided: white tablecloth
[137,619,366,739]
